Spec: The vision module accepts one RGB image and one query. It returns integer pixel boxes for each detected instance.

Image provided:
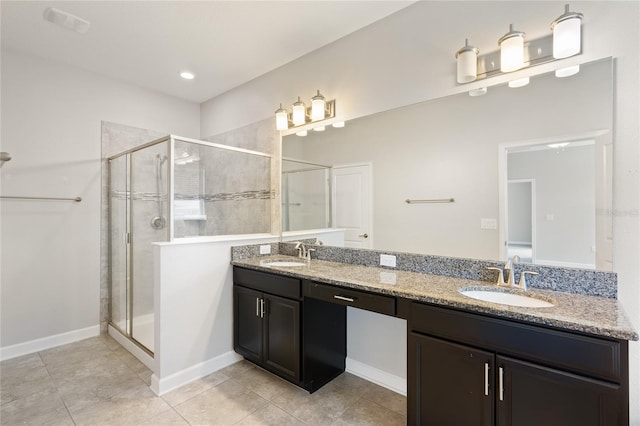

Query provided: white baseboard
[346,357,406,396]
[108,324,154,370]
[150,350,243,396]
[0,325,100,361]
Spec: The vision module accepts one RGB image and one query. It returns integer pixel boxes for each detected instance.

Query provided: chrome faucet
[293,242,315,260]
[294,242,306,258]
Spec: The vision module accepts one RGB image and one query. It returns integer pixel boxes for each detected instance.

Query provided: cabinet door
[264,293,300,382]
[234,286,263,364]
[408,332,494,426]
[496,355,621,426]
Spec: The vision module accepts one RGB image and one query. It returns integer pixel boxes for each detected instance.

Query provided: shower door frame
[108,136,171,356]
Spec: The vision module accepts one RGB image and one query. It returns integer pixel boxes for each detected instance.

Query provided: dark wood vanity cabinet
[408,303,628,426]
[234,285,300,382]
[233,267,347,392]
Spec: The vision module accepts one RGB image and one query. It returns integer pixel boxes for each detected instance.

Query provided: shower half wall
[108,135,272,355]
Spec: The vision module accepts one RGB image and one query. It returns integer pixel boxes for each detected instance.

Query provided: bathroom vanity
[232,253,637,425]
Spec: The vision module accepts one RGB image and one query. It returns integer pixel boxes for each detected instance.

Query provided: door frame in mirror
[498,129,612,270]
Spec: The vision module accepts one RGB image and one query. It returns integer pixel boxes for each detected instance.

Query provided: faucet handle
[518,271,539,291]
[306,247,316,260]
[486,267,505,286]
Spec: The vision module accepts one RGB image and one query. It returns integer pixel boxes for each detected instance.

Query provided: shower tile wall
[101,122,166,333]
[204,117,281,236]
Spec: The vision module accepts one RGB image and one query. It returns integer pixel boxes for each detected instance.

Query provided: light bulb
[292,97,306,126]
[275,104,288,131]
[311,90,326,121]
[456,39,479,84]
[499,24,525,72]
[552,5,583,59]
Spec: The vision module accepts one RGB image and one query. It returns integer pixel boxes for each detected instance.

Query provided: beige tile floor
[0,336,407,425]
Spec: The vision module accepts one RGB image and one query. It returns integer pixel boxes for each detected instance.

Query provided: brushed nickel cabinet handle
[499,367,504,401]
[484,362,490,396]
[334,295,355,302]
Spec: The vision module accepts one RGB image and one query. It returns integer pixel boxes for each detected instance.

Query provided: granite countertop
[232,255,639,341]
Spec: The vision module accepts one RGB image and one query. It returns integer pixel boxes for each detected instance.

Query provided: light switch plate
[480,218,497,230]
[259,245,271,255]
[380,254,397,268]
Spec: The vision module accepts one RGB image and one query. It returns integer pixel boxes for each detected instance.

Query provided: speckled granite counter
[232,255,638,341]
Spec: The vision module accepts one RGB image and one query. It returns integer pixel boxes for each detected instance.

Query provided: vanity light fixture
[455,5,583,86]
[499,24,525,72]
[551,4,583,59]
[274,90,336,131]
[456,39,479,83]
[555,64,580,78]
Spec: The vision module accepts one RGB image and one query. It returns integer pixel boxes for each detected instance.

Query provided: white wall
[0,49,200,355]
[201,1,640,419]
[152,235,279,395]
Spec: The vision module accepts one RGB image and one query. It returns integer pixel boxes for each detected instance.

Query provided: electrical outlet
[259,245,271,255]
[380,254,397,268]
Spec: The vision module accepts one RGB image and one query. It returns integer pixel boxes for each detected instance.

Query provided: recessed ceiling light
[180,71,195,80]
[43,7,90,34]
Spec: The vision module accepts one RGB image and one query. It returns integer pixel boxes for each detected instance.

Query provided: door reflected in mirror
[282,58,613,270]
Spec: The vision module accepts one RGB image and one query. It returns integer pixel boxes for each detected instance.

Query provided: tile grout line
[38,351,78,426]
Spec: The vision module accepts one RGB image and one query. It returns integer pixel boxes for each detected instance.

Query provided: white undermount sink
[262,260,307,267]
[459,288,555,308]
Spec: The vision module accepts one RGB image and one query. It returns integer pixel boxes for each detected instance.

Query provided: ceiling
[1,1,414,103]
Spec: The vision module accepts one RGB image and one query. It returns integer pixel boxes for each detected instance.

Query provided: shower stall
[108,135,272,354]
[281,158,332,232]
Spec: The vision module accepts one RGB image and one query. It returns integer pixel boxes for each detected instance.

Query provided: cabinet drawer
[233,267,301,299]
[304,281,396,316]
[411,303,622,383]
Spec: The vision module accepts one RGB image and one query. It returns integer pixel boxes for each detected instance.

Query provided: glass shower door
[109,155,129,335]
[130,143,169,353]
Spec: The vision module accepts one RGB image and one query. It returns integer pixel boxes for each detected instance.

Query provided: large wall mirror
[282,58,613,270]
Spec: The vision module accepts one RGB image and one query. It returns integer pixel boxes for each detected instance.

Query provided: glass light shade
[296,130,307,137]
[508,77,530,88]
[499,25,525,72]
[468,87,487,97]
[292,97,306,126]
[552,5,583,59]
[275,104,288,131]
[332,121,345,128]
[555,65,580,78]
[311,90,326,121]
[313,126,326,132]
[456,40,478,84]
